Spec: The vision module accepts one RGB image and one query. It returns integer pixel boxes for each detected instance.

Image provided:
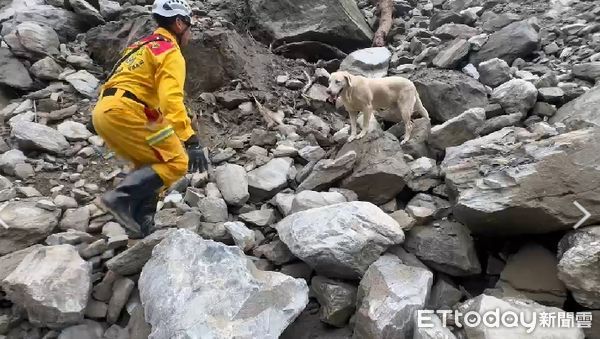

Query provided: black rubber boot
[134,193,159,237]
[98,166,164,239]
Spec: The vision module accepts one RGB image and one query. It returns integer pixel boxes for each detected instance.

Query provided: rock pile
[0,0,599,338]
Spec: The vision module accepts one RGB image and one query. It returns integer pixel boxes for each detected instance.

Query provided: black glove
[184,138,209,173]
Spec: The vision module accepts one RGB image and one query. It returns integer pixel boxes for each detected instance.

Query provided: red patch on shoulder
[148,40,174,56]
[127,34,174,55]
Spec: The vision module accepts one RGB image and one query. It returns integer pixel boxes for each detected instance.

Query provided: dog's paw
[356,132,367,140]
[347,135,357,143]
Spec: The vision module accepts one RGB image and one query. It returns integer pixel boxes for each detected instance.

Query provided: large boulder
[68,0,105,26]
[0,48,33,90]
[215,163,249,207]
[105,229,176,276]
[275,201,405,280]
[296,151,357,192]
[337,131,411,204]
[3,5,90,43]
[491,79,538,114]
[1,245,92,329]
[496,243,567,307]
[456,295,585,338]
[558,237,600,308]
[549,85,600,130]
[289,190,347,215]
[248,0,373,53]
[3,21,60,60]
[139,229,308,338]
[441,127,600,235]
[353,254,433,339]
[11,121,70,155]
[470,20,540,66]
[429,107,486,151]
[410,69,489,123]
[311,276,357,327]
[404,220,481,277]
[339,47,391,78]
[0,199,61,255]
[247,157,294,201]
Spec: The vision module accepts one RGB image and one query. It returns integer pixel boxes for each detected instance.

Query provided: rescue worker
[91,0,207,239]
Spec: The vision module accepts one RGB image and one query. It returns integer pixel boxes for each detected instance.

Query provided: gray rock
[7,5,89,42]
[538,87,565,105]
[413,313,457,339]
[4,21,60,58]
[67,0,104,26]
[280,262,313,281]
[428,275,463,310]
[572,62,600,82]
[79,239,108,259]
[289,190,347,214]
[0,245,44,283]
[406,193,452,224]
[197,197,228,223]
[275,201,404,279]
[280,311,354,339]
[253,239,296,265]
[59,207,90,232]
[533,102,557,117]
[247,157,293,201]
[105,229,176,276]
[456,295,585,338]
[198,222,233,244]
[497,243,567,307]
[0,200,61,255]
[479,112,523,135]
[99,0,122,20]
[298,146,326,163]
[138,229,309,339]
[30,57,63,81]
[433,38,470,69]
[297,151,357,192]
[311,276,357,327]
[434,23,480,40]
[441,127,600,235]
[58,320,104,339]
[558,239,600,308]
[430,10,465,30]
[0,150,26,177]
[215,163,249,206]
[0,175,15,202]
[57,121,92,141]
[478,58,511,87]
[45,230,94,246]
[353,254,433,339]
[405,220,481,276]
[0,49,33,90]
[429,107,486,150]
[126,304,151,339]
[107,277,134,324]
[411,68,488,122]
[549,85,600,130]
[84,300,107,319]
[224,221,256,252]
[338,131,410,204]
[238,209,276,227]
[64,70,99,98]
[248,0,373,53]
[471,20,540,66]
[1,245,92,328]
[339,47,391,78]
[11,121,70,155]
[491,79,538,114]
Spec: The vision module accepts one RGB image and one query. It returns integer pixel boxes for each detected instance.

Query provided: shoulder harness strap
[104,35,168,82]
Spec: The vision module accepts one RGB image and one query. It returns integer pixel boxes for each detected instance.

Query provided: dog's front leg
[356,106,373,140]
[347,110,358,142]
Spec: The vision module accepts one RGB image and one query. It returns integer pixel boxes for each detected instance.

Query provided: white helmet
[152,0,192,19]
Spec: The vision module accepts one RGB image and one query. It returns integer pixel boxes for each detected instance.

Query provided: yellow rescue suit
[92,27,194,187]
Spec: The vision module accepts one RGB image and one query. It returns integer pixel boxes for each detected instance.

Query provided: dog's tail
[414,93,430,121]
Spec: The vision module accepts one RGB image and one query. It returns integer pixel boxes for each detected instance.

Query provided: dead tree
[371,0,394,47]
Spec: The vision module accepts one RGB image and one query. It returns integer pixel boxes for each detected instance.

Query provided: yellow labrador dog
[326,71,430,144]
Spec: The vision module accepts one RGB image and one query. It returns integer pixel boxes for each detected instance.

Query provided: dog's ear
[343,73,352,87]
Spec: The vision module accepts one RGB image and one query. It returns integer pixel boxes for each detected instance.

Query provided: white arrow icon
[573,201,591,229]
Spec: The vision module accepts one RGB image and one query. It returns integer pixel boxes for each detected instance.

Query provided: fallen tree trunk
[371,0,394,47]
